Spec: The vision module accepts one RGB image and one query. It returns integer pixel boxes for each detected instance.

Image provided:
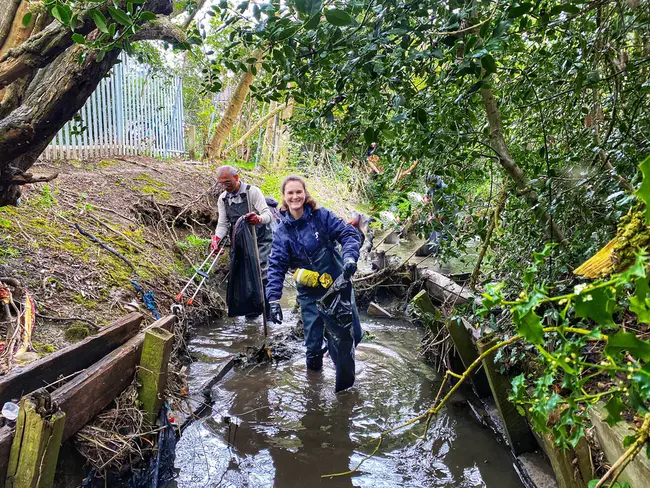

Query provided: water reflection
[173,315,523,488]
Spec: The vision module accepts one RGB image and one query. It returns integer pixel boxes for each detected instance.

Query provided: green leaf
[324,8,354,26]
[22,12,33,27]
[492,19,513,38]
[89,9,109,34]
[513,308,544,344]
[297,0,322,16]
[574,287,615,327]
[364,127,375,145]
[139,11,157,22]
[507,3,533,18]
[631,363,650,401]
[71,33,86,44]
[604,396,625,426]
[305,13,320,30]
[481,54,497,74]
[415,108,428,126]
[630,276,650,325]
[51,4,72,25]
[605,331,650,361]
[276,25,299,40]
[637,156,650,223]
[108,7,132,26]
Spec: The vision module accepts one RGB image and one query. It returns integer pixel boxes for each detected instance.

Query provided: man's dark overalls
[223,184,273,314]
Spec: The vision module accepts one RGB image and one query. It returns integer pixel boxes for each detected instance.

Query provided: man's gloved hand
[269,301,283,324]
[244,212,262,225]
[343,258,357,280]
[210,235,221,252]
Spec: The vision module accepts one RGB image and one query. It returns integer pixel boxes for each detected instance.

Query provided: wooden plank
[367,302,393,318]
[53,315,175,441]
[0,313,143,405]
[0,315,175,488]
[419,268,476,306]
[477,334,537,456]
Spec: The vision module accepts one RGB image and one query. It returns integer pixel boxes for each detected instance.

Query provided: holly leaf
[631,362,650,401]
[604,396,625,426]
[620,252,647,282]
[139,12,157,22]
[415,108,428,126]
[630,276,650,325]
[71,33,86,44]
[574,287,615,327]
[513,308,544,344]
[295,0,322,16]
[492,19,513,38]
[637,155,650,223]
[305,12,321,30]
[324,9,354,26]
[507,3,533,18]
[605,331,650,361]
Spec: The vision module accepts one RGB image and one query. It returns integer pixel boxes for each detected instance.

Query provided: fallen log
[0,315,175,486]
[418,268,477,306]
[0,312,143,405]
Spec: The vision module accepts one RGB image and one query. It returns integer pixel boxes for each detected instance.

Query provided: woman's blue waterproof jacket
[266,205,361,303]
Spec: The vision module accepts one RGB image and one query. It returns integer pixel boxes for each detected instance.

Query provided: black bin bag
[227,218,264,317]
[317,275,356,392]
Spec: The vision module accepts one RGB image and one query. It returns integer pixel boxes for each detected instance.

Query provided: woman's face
[283,180,306,212]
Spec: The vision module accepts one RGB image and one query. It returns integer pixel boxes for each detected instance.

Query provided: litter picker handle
[250,224,268,338]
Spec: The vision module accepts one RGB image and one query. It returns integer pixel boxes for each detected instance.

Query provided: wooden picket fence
[42,54,185,160]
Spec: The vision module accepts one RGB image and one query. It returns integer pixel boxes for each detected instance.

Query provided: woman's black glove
[269,301,283,324]
[343,258,357,280]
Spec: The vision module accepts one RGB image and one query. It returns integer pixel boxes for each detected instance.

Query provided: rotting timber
[0,314,176,487]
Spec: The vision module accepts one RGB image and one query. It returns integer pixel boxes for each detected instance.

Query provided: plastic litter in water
[2,402,19,421]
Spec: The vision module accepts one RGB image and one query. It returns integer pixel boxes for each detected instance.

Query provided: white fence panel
[43,53,185,160]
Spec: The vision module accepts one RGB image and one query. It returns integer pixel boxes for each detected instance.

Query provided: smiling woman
[266,174,363,387]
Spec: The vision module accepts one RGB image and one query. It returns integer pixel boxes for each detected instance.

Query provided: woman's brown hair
[280,175,318,211]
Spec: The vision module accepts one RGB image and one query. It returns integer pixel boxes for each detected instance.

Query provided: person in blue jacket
[266,175,363,372]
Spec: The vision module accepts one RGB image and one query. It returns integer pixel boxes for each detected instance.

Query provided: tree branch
[223,101,289,155]
[132,16,187,43]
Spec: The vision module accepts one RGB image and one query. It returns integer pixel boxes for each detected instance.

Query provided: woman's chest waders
[290,224,362,371]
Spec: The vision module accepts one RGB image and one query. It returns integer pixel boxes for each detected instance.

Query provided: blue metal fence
[43,54,185,160]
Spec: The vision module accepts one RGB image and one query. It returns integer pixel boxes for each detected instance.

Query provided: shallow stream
[172,297,524,488]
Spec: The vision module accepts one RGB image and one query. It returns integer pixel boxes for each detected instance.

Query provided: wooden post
[412,290,491,397]
[187,125,196,159]
[6,393,66,488]
[136,326,174,424]
[477,334,537,455]
[446,318,492,398]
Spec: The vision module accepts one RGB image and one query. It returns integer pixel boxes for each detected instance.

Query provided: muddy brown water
[171,295,524,488]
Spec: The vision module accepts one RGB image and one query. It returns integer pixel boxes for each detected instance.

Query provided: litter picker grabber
[176,244,225,305]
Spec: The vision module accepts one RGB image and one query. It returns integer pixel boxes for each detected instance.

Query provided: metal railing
[43,54,185,160]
